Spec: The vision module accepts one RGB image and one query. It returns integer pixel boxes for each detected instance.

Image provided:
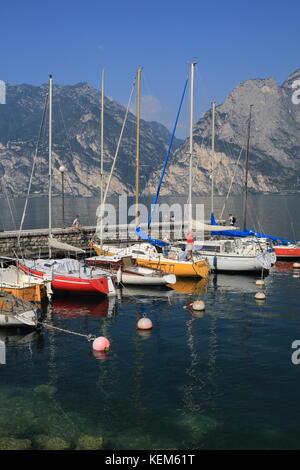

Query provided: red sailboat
[18,258,116,296]
[274,243,300,259]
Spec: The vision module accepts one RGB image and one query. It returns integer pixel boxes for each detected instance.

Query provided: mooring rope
[39,321,96,341]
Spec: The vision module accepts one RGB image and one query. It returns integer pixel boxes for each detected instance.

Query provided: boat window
[122,256,133,267]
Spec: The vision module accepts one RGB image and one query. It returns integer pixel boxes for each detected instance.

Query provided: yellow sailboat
[93,64,210,279]
[92,242,210,278]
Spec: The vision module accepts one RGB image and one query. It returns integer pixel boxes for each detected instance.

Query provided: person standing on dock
[72,215,81,230]
[186,231,194,260]
[229,214,236,226]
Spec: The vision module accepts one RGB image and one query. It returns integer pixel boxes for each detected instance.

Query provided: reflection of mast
[206,311,218,404]
[0,338,5,364]
[182,317,201,414]
[131,304,147,414]
[181,307,219,423]
[47,303,58,387]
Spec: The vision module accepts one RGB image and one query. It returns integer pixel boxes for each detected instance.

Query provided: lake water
[0,195,299,450]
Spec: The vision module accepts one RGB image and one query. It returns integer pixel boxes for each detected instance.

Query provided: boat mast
[211,100,216,215]
[48,74,53,257]
[100,69,105,248]
[135,67,142,227]
[188,62,196,232]
[242,104,253,231]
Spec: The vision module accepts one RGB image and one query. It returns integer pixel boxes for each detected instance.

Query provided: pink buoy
[137,318,153,330]
[92,336,110,351]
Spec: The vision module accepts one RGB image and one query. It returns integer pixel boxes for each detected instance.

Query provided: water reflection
[51,295,116,318]
[116,285,176,301]
[0,328,41,365]
[170,277,209,294]
[210,273,263,293]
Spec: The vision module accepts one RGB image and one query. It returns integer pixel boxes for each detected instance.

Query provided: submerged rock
[35,435,69,450]
[76,434,104,450]
[33,384,58,399]
[0,437,31,450]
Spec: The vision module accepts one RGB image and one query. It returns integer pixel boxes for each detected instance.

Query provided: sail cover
[135,227,169,248]
[209,214,291,245]
[48,237,85,253]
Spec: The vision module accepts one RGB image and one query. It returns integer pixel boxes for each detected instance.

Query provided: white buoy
[137,318,153,330]
[293,263,300,269]
[191,300,205,311]
[254,292,266,300]
[256,279,265,287]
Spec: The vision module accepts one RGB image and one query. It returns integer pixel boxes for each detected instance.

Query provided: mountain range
[0,69,299,198]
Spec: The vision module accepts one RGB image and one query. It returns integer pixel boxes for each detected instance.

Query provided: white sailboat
[85,254,176,286]
[18,75,116,297]
[0,292,38,327]
[186,97,275,272]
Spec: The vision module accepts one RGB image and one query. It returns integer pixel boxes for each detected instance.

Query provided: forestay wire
[219,145,245,221]
[18,92,49,245]
[96,75,137,239]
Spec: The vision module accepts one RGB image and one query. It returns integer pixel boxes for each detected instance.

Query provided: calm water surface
[0,195,299,450]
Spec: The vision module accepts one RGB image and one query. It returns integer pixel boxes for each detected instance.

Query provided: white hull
[0,309,37,327]
[203,252,274,272]
[120,272,175,285]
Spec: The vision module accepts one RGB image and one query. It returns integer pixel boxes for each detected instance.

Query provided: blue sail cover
[135,226,169,248]
[209,213,293,245]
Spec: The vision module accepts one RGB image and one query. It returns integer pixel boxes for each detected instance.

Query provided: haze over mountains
[0,69,299,198]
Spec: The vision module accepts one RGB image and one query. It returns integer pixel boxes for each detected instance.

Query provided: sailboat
[17,75,116,297]
[85,253,176,286]
[96,65,210,279]
[0,265,49,304]
[0,291,39,327]
[188,103,276,272]
[90,69,176,286]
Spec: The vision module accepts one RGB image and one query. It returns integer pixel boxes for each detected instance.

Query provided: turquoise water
[0,263,299,450]
[0,194,299,450]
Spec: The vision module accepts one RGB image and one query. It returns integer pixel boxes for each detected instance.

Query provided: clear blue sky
[0,0,299,137]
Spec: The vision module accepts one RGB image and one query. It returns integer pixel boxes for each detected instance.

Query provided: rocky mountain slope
[0,70,299,198]
[0,82,182,197]
[145,69,300,196]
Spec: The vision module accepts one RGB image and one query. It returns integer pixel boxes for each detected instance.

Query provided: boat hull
[202,252,274,272]
[0,310,37,327]
[135,258,210,278]
[18,263,110,296]
[274,246,300,259]
[0,285,46,304]
[92,243,210,278]
[86,256,176,285]
[120,272,176,285]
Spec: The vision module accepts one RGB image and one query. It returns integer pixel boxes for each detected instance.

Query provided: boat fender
[213,256,217,270]
[116,268,122,285]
